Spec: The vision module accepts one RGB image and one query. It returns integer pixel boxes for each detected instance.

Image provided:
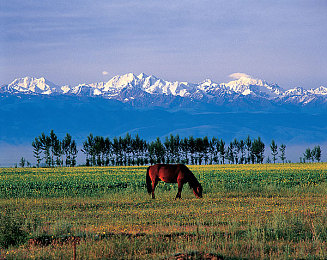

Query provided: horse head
[193,184,203,198]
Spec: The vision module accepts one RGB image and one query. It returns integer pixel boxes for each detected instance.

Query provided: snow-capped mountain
[3,77,62,95]
[1,73,326,108]
[222,77,283,98]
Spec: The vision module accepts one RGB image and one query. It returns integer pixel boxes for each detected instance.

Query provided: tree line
[32,130,78,167]
[81,134,270,166]
[300,146,322,163]
[30,130,322,167]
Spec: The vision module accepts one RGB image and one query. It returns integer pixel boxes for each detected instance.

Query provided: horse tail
[146,166,152,194]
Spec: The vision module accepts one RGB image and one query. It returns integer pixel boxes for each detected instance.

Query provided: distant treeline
[30,130,322,167]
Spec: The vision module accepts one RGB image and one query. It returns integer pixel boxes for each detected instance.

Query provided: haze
[1,0,326,89]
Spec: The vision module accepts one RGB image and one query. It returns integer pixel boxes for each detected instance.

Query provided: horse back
[148,164,187,183]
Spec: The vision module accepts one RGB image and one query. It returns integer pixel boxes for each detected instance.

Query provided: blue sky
[1,0,326,89]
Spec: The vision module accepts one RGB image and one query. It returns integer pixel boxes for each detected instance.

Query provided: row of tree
[81,134,270,166]
[31,131,323,167]
[31,131,287,167]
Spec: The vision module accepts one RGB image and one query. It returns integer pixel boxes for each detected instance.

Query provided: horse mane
[180,164,200,189]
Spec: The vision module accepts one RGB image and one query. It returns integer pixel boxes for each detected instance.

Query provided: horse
[146,164,203,199]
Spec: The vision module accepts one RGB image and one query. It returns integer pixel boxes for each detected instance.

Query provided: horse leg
[175,181,184,199]
[151,179,158,199]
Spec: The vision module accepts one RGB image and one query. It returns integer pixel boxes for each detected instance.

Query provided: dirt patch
[28,235,81,247]
[169,251,225,260]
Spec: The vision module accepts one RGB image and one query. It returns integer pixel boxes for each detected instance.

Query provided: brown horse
[146,164,203,199]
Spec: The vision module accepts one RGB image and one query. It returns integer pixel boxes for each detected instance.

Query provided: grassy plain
[0,163,327,259]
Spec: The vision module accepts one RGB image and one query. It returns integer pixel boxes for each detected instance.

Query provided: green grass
[1,163,327,198]
[0,164,327,259]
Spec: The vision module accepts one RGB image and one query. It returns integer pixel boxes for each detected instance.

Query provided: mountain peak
[5,76,60,95]
[137,73,148,79]
[1,73,325,107]
[223,74,283,98]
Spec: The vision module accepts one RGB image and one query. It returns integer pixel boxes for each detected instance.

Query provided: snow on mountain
[309,86,327,96]
[1,74,326,107]
[280,86,327,105]
[71,84,97,96]
[142,76,197,97]
[4,77,61,95]
[222,76,284,98]
[60,85,71,94]
[284,87,308,96]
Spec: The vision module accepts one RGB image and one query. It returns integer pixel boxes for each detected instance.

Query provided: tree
[121,133,132,166]
[195,137,205,165]
[32,137,42,167]
[304,148,312,163]
[270,140,278,163]
[53,138,63,167]
[202,136,210,164]
[82,134,96,166]
[49,130,60,167]
[81,134,91,166]
[232,138,240,164]
[62,133,72,166]
[62,133,78,167]
[94,136,105,166]
[239,140,245,164]
[174,134,181,163]
[19,157,26,168]
[164,134,181,164]
[218,139,226,164]
[148,137,165,164]
[251,137,265,163]
[118,137,125,165]
[245,136,252,164]
[132,134,147,166]
[266,156,271,164]
[103,137,112,166]
[226,143,234,164]
[188,136,196,165]
[70,140,78,167]
[279,144,286,163]
[164,135,173,163]
[39,132,51,167]
[180,137,189,164]
[312,145,322,162]
[209,137,218,164]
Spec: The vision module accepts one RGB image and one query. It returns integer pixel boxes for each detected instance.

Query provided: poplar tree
[279,144,286,163]
[270,140,278,163]
[32,137,42,167]
[312,145,322,162]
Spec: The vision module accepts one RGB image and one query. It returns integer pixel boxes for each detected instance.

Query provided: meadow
[0,163,327,259]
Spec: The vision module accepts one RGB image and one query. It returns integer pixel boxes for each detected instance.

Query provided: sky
[1,0,326,89]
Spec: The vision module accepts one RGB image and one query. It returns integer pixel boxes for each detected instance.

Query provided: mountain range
[0,73,327,165]
[1,73,327,110]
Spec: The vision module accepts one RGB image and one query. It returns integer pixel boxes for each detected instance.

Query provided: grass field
[0,163,327,259]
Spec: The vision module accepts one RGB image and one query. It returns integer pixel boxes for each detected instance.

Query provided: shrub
[0,210,27,248]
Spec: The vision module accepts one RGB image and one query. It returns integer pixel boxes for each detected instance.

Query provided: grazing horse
[146,164,203,199]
